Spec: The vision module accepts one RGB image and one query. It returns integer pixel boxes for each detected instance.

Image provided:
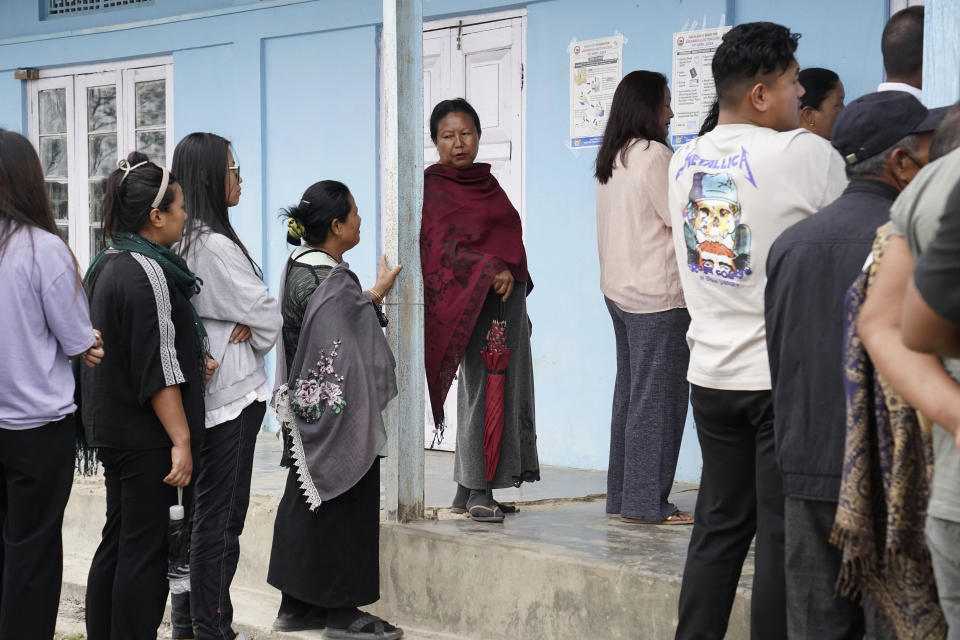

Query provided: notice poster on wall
[569,35,623,148]
[671,26,731,147]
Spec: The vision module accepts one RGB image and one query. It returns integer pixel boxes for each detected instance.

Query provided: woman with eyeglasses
[171,132,282,640]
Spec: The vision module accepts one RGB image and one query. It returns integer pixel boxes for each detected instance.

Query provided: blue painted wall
[0,0,893,480]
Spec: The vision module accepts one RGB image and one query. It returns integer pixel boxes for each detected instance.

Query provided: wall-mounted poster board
[569,35,623,148]
[671,26,731,147]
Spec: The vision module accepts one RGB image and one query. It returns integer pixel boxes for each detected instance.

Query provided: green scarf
[87,232,210,380]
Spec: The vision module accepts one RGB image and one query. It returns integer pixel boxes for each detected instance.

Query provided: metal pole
[382,0,424,523]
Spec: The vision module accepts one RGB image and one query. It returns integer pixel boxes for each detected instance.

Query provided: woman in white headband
[81,150,218,639]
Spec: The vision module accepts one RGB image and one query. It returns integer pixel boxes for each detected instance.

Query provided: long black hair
[172,132,261,277]
[799,68,841,110]
[280,180,353,247]
[101,150,178,243]
[0,129,65,260]
[594,71,669,184]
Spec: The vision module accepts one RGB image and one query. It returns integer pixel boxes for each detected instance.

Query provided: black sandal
[273,605,327,631]
[324,612,403,639]
[452,484,519,515]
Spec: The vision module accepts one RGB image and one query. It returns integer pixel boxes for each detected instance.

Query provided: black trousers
[675,385,786,640]
[0,417,74,640]
[187,401,265,640]
[86,446,177,640]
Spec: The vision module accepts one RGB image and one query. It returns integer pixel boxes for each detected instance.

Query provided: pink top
[596,139,685,314]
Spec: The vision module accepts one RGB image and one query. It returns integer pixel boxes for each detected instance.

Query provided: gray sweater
[182,226,282,420]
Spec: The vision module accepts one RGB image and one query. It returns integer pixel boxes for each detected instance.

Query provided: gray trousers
[604,299,689,521]
[927,515,960,640]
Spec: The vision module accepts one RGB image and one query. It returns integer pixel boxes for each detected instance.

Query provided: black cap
[831,91,949,165]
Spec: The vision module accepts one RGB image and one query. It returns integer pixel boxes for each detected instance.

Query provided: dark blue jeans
[171,400,265,640]
[783,496,895,640]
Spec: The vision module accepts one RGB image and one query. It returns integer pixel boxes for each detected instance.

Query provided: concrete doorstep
[60,441,751,639]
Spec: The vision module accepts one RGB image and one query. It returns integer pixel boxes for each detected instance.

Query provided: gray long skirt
[454,283,539,490]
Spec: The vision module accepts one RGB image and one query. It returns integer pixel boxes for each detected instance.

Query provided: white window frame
[28,75,76,245]
[27,57,173,267]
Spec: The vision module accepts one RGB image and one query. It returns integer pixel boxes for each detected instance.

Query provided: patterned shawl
[831,223,946,639]
[272,262,397,509]
[420,162,531,438]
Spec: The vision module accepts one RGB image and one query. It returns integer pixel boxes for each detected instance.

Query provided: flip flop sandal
[453,501,518,515]
[467,504,505,522]
[620,511,694,525]
[324,612,404,640]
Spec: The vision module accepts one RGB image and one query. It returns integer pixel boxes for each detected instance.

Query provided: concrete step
[63,470,751,639]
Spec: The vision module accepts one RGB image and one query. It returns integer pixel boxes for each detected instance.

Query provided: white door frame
[379,9,527,450]
[422,9,527,228]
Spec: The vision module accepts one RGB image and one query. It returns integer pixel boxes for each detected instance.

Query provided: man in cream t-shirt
[668,22,847,640]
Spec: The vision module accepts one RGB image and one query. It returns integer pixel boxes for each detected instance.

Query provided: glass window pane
[136,130,165,165]
[46,181,68,221]
[87,85,117,133]
[89,179,106,223]
[89,227,104,259]
[40,136,68,178]
[88,134,117,178]
[39,89,67,135]
[56,223,69,244]
[136,80,165,127]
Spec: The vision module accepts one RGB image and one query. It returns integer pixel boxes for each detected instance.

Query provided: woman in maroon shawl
[421,99,539,523]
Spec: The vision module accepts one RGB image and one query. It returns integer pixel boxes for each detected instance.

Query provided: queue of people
[1,3,957,640]
[0,79,535,636]
[593,5,960,640]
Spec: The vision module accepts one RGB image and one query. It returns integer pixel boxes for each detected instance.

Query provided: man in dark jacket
[764,91,945,639]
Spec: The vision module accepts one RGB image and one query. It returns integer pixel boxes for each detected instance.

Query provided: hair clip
[288,218,306,240]
[117,158,149,183]
[301,199,311,205]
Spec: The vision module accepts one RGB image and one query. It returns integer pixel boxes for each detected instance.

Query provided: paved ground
[252,432,610,507]
[54,592,464,640]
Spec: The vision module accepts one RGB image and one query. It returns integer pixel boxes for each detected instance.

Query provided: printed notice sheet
[570,36,623,148]
[671,26,731,147]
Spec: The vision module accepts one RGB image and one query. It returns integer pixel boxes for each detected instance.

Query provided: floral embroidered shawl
[831,224,946,638]
[421,162,531,434]
[273,261,397,509]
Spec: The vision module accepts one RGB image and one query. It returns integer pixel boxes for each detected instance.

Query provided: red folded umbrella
[481,309,511,483]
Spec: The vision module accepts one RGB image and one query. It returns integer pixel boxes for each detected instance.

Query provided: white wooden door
[422,15,525,451]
